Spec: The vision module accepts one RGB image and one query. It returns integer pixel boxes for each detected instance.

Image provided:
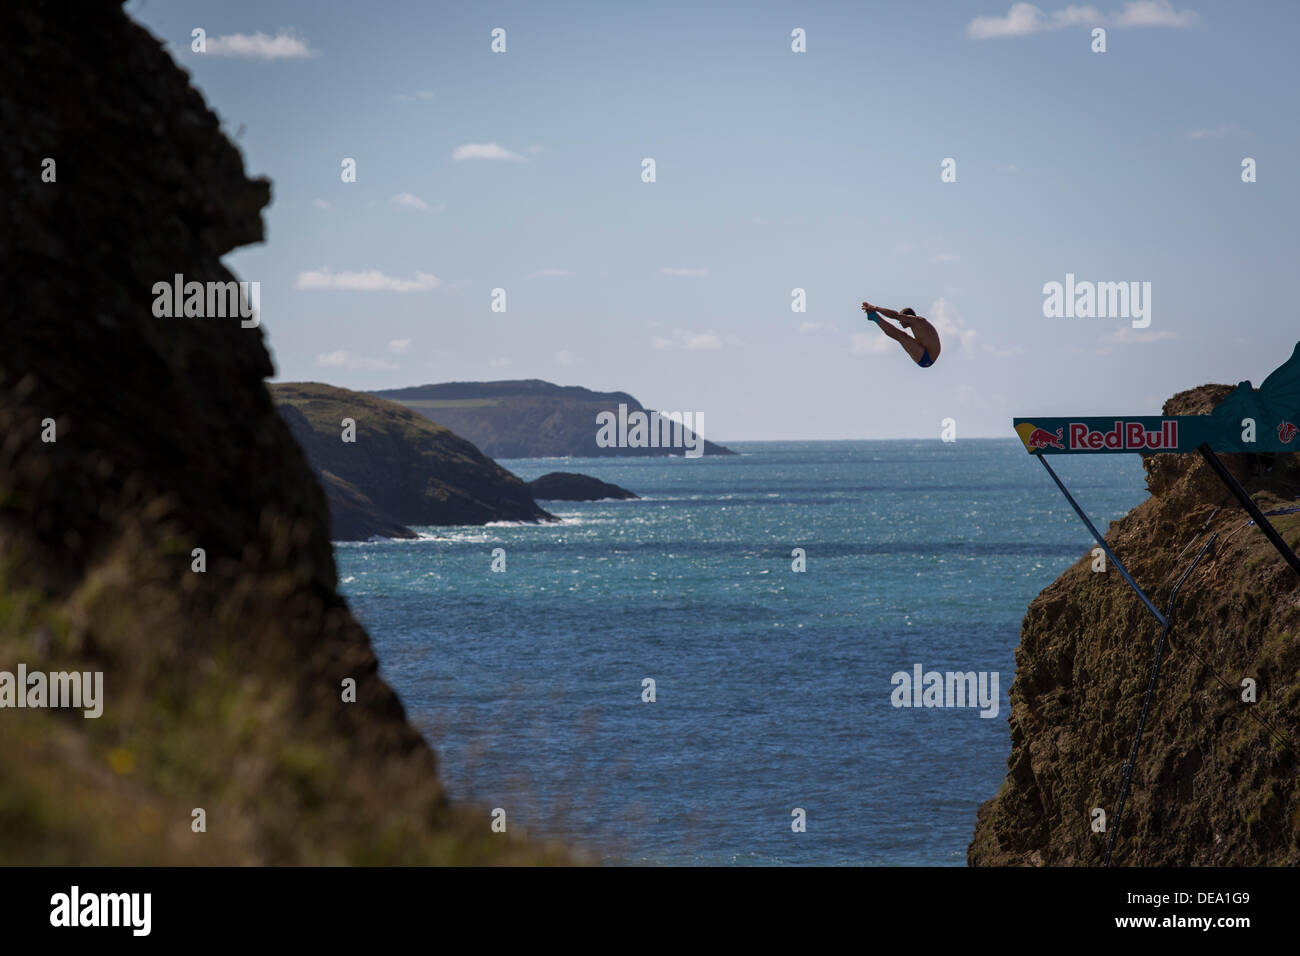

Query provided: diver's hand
[861,301,874,313]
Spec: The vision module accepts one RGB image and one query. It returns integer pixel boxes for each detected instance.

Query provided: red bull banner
[1013,418,1202,454]
[1014,342,1300,455]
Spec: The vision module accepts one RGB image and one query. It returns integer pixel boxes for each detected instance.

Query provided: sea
[335,439,1149,865]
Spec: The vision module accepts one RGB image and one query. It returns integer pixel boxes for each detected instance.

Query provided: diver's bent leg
[895,335,926,365]
[876,319,927,364]
[875,318,909,342]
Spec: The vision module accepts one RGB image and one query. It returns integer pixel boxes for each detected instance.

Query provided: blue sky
[128,0,1299,439]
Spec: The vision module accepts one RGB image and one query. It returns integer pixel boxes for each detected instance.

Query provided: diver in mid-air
[861,302,941,368]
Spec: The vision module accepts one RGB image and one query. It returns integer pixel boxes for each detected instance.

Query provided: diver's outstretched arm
[871,305,922,324]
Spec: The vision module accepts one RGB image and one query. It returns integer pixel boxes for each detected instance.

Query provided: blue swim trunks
[918,349,935,368]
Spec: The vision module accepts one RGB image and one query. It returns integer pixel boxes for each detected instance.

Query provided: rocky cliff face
[0,1,555,863]
[969,385,1300,866]
[272,383,553,540]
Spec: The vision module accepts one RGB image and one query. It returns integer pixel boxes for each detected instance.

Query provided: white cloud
[928,298,978,349]
[660,267,709,277]
[798,321,823,333]
[1102,327,1180,344]
[388,339,411,355]
[968,2,1195,38]
[528,268,571,278]
[296,269,441,292]
[851,332,895,355]
[685,332,723,350]
[204,31,315,59]
[527,144,546,154]
[1115,0,1199,28]
[982,343,1027,357]
[315,350,398,371]
[1049,4,1101,26]
[968,3,1094,38]
[396,90,435,102]
[934,253,961,263]
[452,143,525,162]
[312,198,331,209]
[488,357,511,368]
[652,328,723,350]
[894,243,915,254]
[1188,123,1245,140]
[555,349,575,365]
[969,2,1046,38]
[390,192,444,213]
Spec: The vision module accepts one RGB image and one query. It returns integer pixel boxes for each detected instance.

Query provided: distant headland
[370,380,735,459]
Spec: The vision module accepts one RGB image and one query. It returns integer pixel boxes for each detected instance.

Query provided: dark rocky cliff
[969,385,1300,866]
[528,472,639,501]
[272,383,553,541]
[0,1,555,863]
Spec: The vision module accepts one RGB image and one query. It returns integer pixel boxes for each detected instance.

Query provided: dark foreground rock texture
[527,472,639,501]
[969,385,1300,866]
[272,384,553,541]
[0,2,559,863]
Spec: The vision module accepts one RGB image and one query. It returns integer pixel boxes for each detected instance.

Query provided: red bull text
[1068,420,1179,451]
[1015,418,1185,454]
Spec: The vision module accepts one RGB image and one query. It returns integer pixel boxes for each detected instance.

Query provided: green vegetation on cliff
[970,384,1300,866]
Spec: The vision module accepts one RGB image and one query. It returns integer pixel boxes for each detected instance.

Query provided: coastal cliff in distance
[0,2,559,864]
[272,383,553,541]
[969,384,1300,866]
[372,380,735,458]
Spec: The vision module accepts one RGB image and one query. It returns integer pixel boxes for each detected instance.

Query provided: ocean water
[336,439,1148,865]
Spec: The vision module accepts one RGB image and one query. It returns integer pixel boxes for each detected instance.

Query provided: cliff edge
[969,384,1300,866]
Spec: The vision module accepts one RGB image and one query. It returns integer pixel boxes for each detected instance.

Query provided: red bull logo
[1026,426,1064,450]
[1279,421,1297,444]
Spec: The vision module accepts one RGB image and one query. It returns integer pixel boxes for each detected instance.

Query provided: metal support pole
[1037,455,1166,628]
[1197,444,1300,579]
